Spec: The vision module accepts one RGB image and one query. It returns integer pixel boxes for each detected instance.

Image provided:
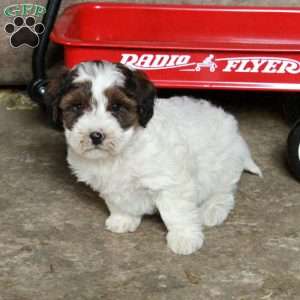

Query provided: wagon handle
[28,0,62,105]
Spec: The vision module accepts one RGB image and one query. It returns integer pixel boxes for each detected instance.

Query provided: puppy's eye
[70,104,83,113]
[111,103,122,113]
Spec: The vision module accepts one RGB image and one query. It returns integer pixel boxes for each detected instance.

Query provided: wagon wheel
[287,120,300,181]
[282,92,300,126]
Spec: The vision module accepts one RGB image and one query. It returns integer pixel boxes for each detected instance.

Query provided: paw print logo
[4,16,45,48]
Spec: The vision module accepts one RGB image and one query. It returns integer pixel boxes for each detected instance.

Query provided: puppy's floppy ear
[118,64,156,127]
[45,67,75,128]
[134,70,156,127]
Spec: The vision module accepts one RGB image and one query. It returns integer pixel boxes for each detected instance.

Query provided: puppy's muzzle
[90,131,105,146]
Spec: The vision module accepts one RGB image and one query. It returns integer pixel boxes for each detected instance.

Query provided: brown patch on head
[105,87,139,129]
[116,64,156,127]
[59,81,92,129]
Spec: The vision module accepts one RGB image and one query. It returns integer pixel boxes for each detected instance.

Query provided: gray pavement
[0,89,299,300]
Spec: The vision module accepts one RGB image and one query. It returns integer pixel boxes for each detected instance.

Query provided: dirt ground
[0,89,299,300]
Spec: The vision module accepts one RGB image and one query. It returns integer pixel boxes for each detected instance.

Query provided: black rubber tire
[287,120,300,181]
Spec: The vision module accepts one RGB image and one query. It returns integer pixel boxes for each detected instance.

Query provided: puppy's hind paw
[202,205,230,227]
[201,194,234,227]
[167,230,204,255]
[105,214,141,233]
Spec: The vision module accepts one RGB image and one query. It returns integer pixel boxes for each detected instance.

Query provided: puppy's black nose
[90,131,104,145]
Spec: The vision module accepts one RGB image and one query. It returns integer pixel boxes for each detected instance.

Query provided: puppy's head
[46,61,156,159]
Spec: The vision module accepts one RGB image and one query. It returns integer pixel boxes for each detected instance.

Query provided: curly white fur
[64,62,261,255]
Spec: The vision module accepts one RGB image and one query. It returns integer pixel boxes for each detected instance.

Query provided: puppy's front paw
[166,230,204,255]
[105,214,141,233]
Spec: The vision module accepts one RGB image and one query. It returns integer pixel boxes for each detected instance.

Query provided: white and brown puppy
[47,61,261,255]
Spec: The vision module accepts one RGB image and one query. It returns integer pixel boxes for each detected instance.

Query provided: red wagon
[30,1,300,180]
[51,3,300,92]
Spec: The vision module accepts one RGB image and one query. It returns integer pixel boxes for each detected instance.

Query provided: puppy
[47,61,261,255]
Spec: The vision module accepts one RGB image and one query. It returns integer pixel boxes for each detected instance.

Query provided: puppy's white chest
[100,165,156,216]
[68,152,156,216]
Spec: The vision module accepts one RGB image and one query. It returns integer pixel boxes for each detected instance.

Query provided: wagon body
[51,2,300,91]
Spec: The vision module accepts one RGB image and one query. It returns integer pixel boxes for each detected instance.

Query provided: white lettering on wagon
[219,57,300,74]
[120,54,191,69]
[120,54,300,75]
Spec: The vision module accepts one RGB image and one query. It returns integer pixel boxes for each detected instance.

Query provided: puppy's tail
[244,156,262,177]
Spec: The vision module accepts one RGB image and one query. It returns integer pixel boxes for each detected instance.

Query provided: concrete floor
[0,89,299,300]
